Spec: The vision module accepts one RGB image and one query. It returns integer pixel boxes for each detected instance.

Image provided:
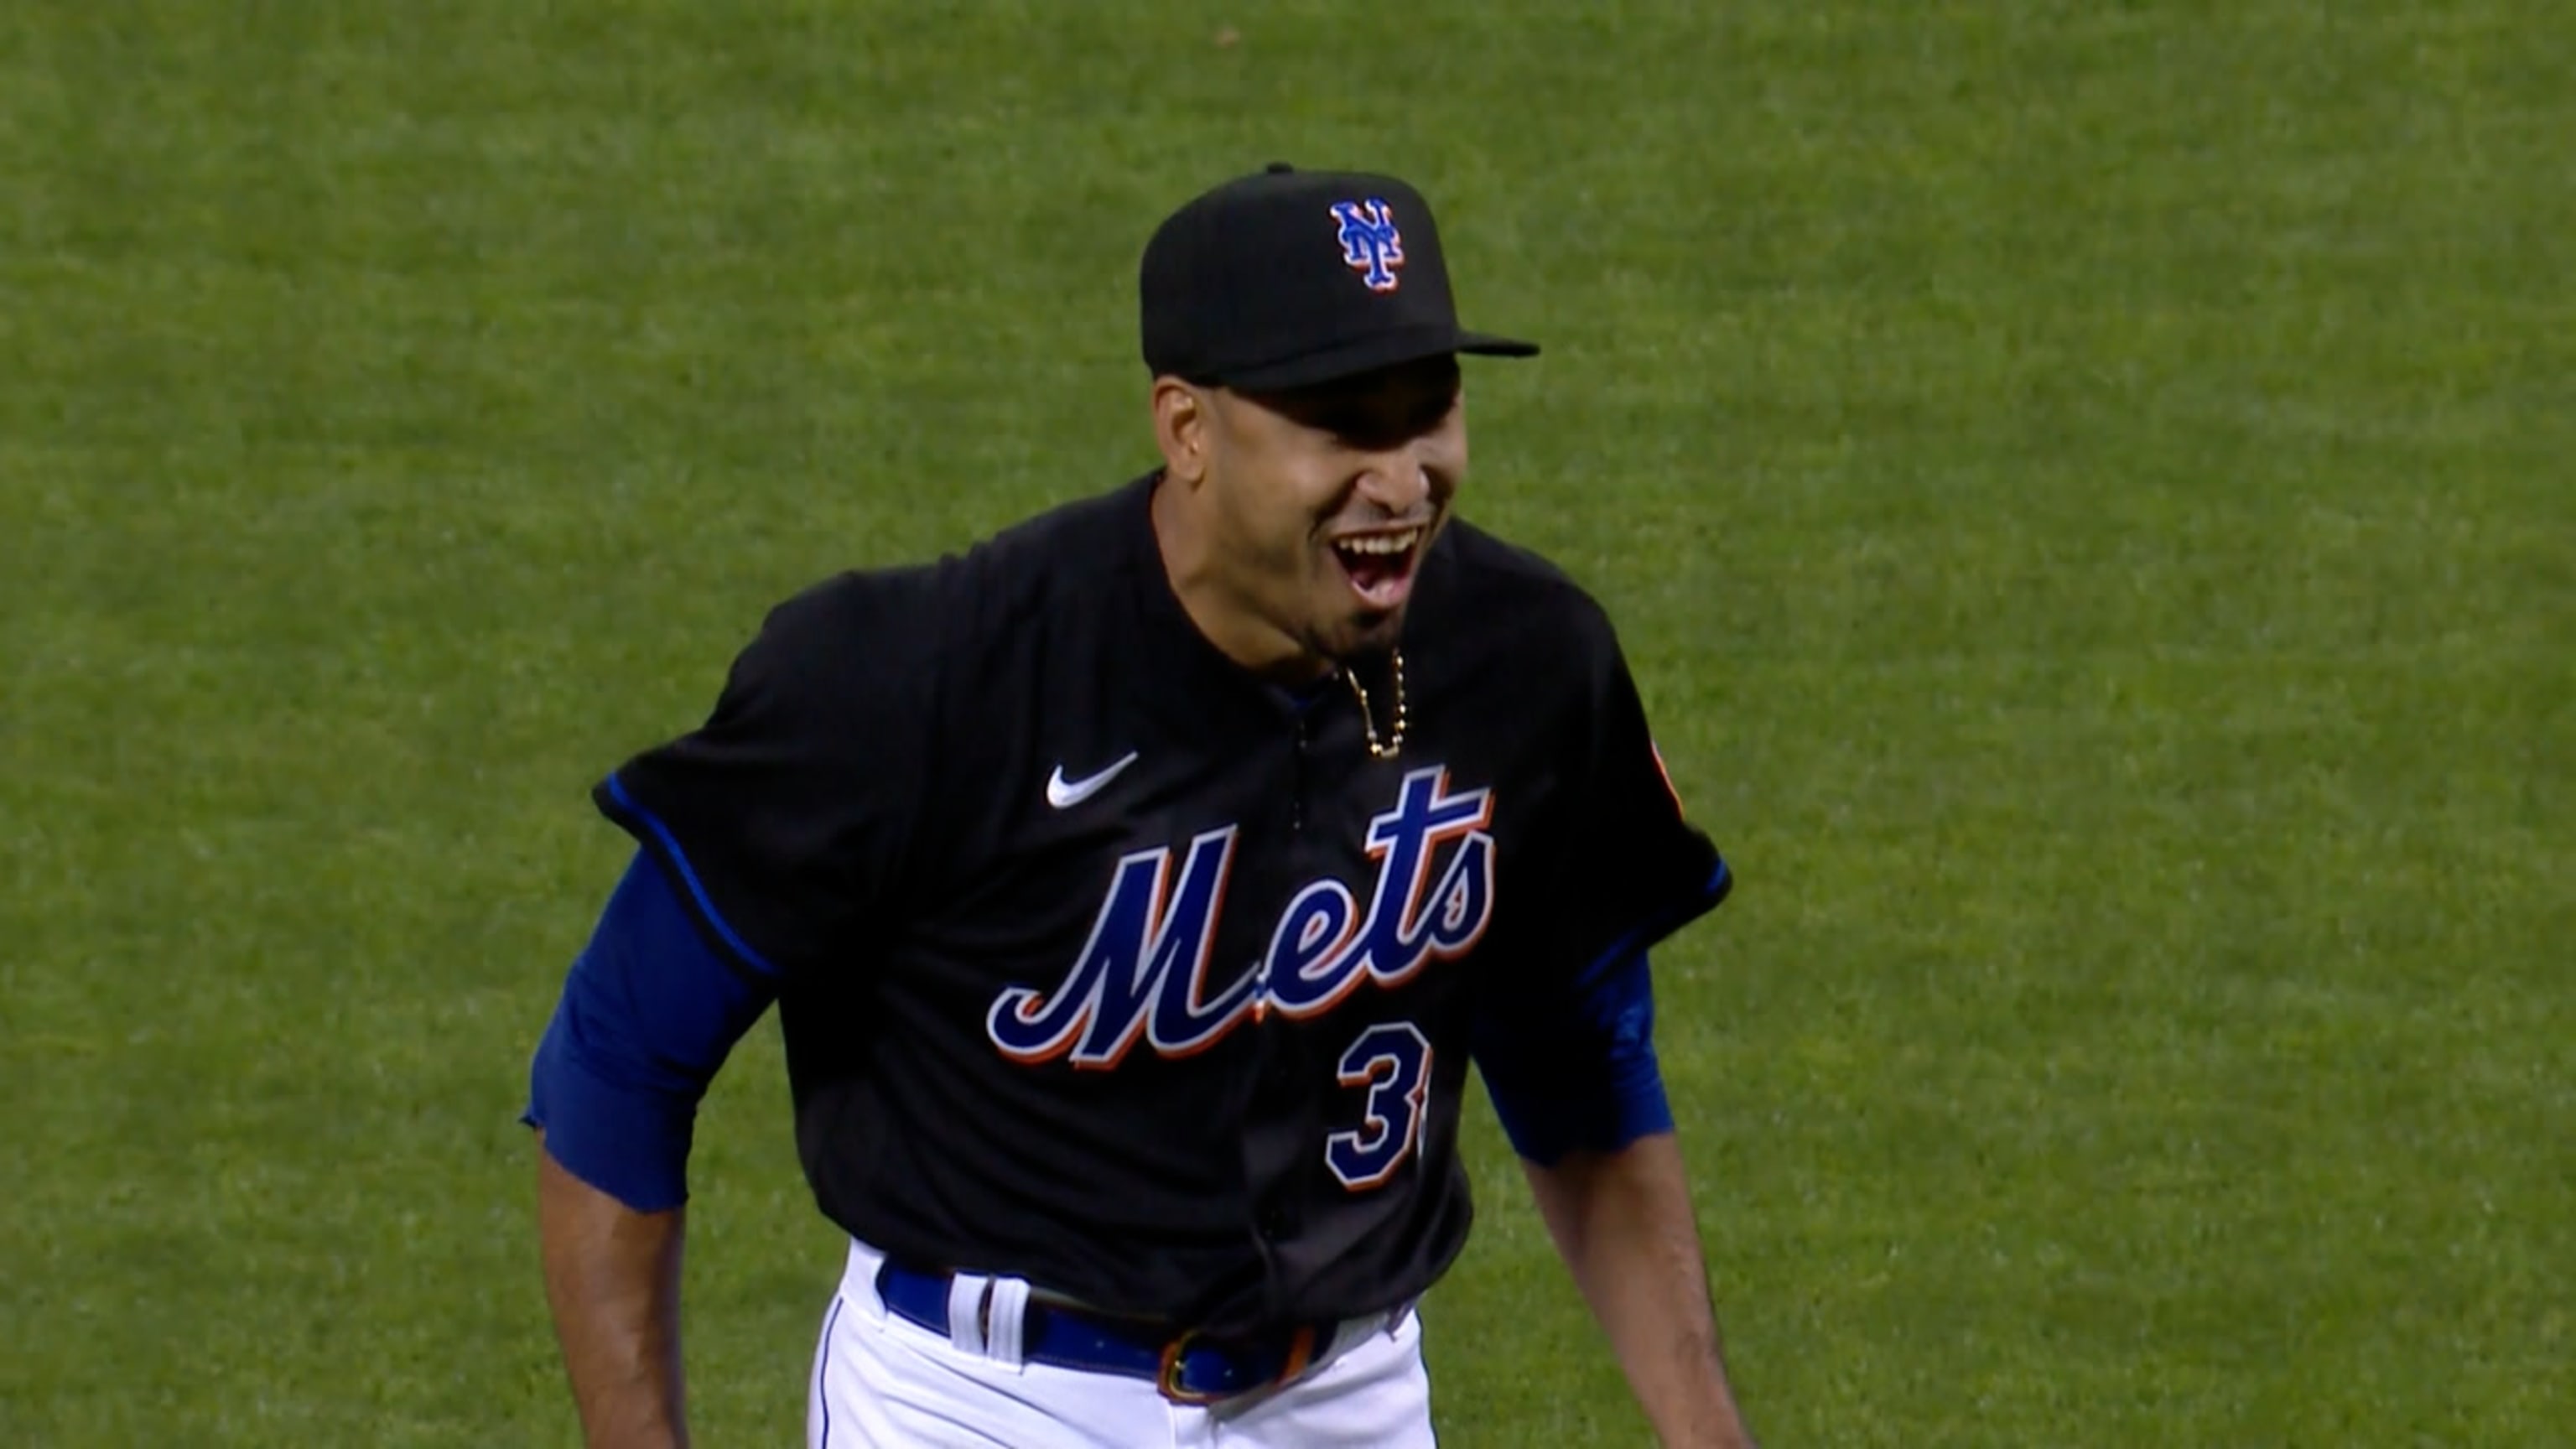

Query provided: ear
[1151,377,1211,486]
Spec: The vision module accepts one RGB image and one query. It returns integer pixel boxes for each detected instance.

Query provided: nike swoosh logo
[1046,751,1140,809]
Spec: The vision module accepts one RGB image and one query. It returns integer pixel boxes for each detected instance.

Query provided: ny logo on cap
[1330,199,1405,293]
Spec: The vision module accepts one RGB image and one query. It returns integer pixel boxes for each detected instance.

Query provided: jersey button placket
[1245,1036,1306,1245]
[1289,709,1309,834]
[1256,1201,1294,1240]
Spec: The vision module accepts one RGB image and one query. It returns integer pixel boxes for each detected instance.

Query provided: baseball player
[527,164,1758,1447]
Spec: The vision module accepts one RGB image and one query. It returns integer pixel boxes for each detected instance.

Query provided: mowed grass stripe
[4,2,2568,1444]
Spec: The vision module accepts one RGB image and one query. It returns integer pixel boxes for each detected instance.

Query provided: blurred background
[3,2,2568,1444]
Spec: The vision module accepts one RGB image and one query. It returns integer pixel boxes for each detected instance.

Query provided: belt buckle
[1156,1328,1228,1406]
[1156,1322,1319,1406]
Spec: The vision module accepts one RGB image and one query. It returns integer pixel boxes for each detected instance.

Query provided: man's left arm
[1522,1133,1755,1449]
[1498,599,1757,1442]
[1475,942,1758,1449]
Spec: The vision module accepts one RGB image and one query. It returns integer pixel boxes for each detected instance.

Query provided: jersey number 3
[1325,1022,1432,1189]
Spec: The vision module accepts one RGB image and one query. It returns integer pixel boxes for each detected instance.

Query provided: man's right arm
[523,852,779,1447]
[531,570,932,1438]
[538,1138,690,1448]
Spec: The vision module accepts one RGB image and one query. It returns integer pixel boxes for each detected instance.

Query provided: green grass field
[5,2,2570,1444]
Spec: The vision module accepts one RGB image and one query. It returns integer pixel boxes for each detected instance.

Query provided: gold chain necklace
[1343,650,1407,760]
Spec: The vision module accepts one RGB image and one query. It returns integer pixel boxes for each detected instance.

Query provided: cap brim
[1214,326,1540,393]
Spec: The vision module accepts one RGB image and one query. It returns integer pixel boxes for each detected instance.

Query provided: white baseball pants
[808,1238,1438,1448]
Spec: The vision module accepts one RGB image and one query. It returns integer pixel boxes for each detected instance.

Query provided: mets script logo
[1330,199,1405,293]
[987,766,1493,1068]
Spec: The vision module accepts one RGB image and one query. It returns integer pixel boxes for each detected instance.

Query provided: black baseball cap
[1140,163,1539,392]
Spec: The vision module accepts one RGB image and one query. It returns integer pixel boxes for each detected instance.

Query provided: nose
[1354,445,1435,517]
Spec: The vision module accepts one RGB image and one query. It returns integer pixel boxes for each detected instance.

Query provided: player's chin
[1319,604,1407,661]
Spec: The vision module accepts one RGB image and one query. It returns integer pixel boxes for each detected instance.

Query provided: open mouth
[1329,526,1426,610]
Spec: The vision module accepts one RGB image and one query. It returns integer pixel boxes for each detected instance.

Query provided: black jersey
[599,473,1728,1335]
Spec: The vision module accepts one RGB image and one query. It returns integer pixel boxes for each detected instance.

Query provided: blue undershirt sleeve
[522,850,778,1212]
[1472,944,1673,1167]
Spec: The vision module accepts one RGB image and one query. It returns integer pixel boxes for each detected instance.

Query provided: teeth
[1338,529,1421,557]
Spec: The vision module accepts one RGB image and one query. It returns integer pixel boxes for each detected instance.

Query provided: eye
[1326,390,1457,451]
